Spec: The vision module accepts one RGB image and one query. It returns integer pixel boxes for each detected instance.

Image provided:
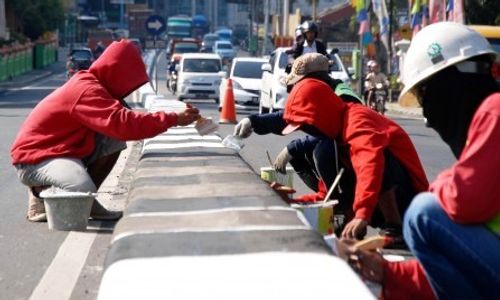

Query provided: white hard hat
[400,22,497,99]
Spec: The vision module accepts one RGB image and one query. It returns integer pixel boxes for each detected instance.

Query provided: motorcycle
[167,71,178,95]
[365,82,387,115]
[373,83,387,115]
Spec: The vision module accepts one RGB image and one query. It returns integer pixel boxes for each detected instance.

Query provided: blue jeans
[403,193,500,299]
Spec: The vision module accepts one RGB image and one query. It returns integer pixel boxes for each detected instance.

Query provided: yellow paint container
[292,200,338,235]
[260,166,294,188]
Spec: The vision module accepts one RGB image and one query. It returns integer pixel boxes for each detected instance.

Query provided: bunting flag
[429,0,446,23]
[351,0,376,56]
[421,0,429,27]
[410,0,424,36]
[447,0,464,23]
[371,0,390,49]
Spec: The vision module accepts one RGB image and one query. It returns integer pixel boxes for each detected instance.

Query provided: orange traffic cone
[219,78,237,124]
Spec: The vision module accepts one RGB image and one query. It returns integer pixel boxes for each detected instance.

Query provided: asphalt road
[0,50,455,299]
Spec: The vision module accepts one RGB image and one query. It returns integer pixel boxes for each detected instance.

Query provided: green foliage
[7,0,65,40]
[466,0,500,25]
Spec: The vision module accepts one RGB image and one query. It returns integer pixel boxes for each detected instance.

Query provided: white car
[327,50,352,85]
[176,53,226,103]
[260,48,353,113]
[259,47,291,113]
[218,57,268,111]
[214,40,236,62]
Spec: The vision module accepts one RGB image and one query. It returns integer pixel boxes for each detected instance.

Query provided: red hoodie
[11,40,178,165]
[283,78,429,221]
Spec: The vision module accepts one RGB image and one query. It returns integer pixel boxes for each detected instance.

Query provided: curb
[97,91,375,299]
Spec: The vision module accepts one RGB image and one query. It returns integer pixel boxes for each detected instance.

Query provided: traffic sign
[145,15,166,36]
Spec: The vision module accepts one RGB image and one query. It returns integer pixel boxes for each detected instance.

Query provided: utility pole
[262,0,270,56]
[283,0,289,37]
[312,0,317,21]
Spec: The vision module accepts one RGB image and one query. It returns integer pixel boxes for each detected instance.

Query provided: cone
[219,78,237,124]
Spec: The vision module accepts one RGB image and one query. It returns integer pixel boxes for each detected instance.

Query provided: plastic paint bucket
[292,200,338,235]
[40,189,95,231]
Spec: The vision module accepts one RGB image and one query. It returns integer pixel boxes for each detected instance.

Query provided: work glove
[273,147,293,174]
[233,117,253,138]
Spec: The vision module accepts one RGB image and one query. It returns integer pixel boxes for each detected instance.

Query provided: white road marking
[29,227,100,300]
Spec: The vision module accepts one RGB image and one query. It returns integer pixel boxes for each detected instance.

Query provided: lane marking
[29,225,100,300]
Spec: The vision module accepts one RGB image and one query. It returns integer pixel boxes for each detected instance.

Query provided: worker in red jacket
[281,54,429,240]
[348,22,500,299]
[11,40,200,222]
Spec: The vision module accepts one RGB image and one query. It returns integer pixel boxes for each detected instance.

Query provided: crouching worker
[11,40,200,222]
[280,56,429,240]
[346,22,500,300]
[234,54,361,208]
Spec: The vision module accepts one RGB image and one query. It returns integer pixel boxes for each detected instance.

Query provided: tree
[465,0,500,25]
[7,0,64,41]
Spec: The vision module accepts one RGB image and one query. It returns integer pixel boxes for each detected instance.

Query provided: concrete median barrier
[98,92,375,299]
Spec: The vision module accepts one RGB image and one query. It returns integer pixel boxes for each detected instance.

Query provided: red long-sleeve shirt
[383,93,500,299]
[283,79,429,221]
[11,40,178,165]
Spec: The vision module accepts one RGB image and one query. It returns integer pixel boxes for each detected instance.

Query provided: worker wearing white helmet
[346,22,500,300]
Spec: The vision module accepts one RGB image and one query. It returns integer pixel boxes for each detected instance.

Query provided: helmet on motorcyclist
[400,22,497,102]
[295,25,304,43]
[301,21,318,38]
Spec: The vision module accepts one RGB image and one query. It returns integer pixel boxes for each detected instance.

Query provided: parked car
[259,47,290,113]
[214,40,236,63]
[218,57,268,111]
[201,33,219,52]
[69,47,95,70]
[176,53,225,103]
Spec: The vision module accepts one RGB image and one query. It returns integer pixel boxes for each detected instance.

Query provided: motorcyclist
[364,60,389,109]
[167,55,181,93]
[285,21,329,76]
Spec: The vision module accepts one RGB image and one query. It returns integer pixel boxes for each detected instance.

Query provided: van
[176,53,226,103]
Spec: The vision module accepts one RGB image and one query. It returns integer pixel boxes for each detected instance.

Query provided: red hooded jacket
[283,78,429,220]
[11,40,178,165]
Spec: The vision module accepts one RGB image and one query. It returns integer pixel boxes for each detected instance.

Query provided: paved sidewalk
[386,101,423,118]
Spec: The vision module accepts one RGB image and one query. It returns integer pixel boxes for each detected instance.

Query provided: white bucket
[292,200,338,235]
[40,189,96,231]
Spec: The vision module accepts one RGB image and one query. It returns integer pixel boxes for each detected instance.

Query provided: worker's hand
[273,147,292,174]
[341,218,369,240]
[176,107,200,126]
[345,246,385,284]
[233,117,253,138]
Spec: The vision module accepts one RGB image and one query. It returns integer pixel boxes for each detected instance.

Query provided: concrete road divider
[98,91,375,299]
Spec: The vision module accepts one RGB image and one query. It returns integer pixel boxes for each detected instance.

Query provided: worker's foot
[90,201,122,221]
[27,190,47,222]
[379,225,407,250]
